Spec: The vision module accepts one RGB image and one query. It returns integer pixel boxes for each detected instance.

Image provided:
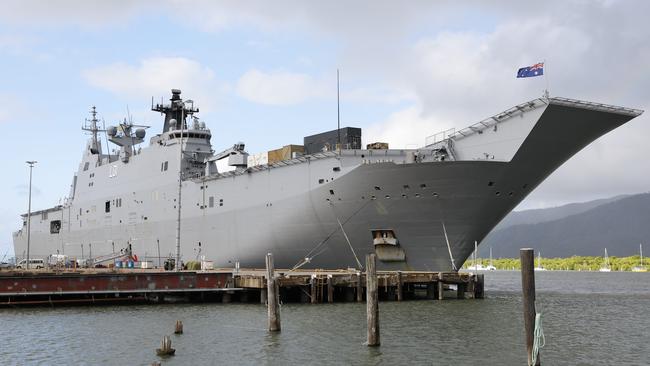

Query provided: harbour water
[1,271,649,365]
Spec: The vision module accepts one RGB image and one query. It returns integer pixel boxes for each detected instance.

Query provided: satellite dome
[135,128,146,139]
[169,119,177,129]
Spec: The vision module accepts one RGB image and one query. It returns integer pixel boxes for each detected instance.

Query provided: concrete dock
[0,268,483,306]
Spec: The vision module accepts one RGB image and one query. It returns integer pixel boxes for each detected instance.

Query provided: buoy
[155,335,175,356]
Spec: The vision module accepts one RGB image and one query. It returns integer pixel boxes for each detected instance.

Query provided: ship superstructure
[13,90,643,271]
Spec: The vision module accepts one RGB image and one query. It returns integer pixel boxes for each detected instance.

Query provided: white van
[16,258,45,269]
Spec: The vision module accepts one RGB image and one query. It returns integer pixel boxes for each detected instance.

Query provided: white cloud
[363,106,455,149]
[0,0,150,28]
[236,69,325,105]
[82,57,220,111]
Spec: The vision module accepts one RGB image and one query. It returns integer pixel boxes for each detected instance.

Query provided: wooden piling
[356,273,363,302]
[475,274,485,299]
[260,287,268,304]
[266,253,281,332]
[426,282,436,299]
[221,292,231,303]
[174,320,183,334]
[310,275,318,304]
[396,271,403,301]
[437,273,445,300]
[520,248,540,366]
[327,275,334,303]
[457,283,465,299]
[156,335,175,356]
[366,254,380,347]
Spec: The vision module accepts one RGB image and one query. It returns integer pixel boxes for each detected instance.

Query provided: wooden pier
[0,267,483,306]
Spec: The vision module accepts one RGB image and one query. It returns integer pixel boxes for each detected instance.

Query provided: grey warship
[12,89,643,271]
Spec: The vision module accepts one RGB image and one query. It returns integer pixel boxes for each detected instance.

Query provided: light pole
[174,99,194,272]
[174,104,184,272]
[25,161,37,270]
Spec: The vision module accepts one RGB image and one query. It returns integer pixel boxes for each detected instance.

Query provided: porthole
[374,186,381,191]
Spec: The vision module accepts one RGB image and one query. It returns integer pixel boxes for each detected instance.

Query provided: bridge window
[50,220,61,234]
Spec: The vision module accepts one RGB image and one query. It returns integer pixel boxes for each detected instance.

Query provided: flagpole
[543,59,550,99]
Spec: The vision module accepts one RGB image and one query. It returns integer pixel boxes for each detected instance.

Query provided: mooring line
[441,220,458,271]
[336,216,363,270]
[289,200,371,272]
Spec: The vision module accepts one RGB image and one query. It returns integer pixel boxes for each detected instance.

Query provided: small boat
[599,248,611,272]
[632,243,648,272]
[534,251,547,271]
[465,241,496,271]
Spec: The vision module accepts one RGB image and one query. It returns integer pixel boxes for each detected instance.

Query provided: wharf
[0,268,483,306]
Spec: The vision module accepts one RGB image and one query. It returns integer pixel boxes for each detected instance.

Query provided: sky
[1,0,649,258]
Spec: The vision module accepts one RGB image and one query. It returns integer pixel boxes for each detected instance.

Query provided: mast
[474,240,478,270]
[82,106,104,163]
[489,247,493,267]
[337,69,341,152]
[641,244,644,266]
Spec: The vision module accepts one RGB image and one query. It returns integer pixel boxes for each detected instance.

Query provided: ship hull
[13,97,642,271]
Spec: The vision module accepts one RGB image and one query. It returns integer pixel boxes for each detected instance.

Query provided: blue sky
[1,0,649,258]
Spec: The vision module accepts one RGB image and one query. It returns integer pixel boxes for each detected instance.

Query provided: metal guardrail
[424,96,643,147]
[425,98,548,146]
[549,96,643,117]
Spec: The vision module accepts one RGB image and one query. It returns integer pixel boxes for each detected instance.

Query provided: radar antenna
[82,106,107,163]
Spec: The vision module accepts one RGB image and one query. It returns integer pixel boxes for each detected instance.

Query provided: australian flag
[517,62,544,78]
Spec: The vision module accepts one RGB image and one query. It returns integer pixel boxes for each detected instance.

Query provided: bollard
[366,254,380,347]
[266,253,281,332]
[174,320,183,334]
[520,248,540,365]
[155,335,176,356]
